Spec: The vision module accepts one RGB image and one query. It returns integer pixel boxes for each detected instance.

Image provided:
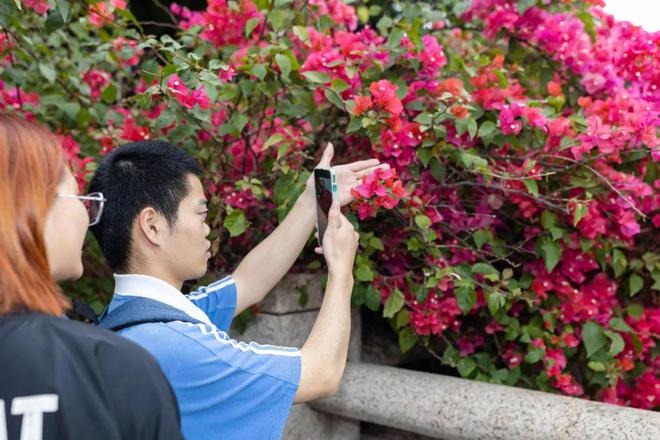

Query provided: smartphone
[314,167,338,247]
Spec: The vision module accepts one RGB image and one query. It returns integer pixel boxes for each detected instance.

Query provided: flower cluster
[6,0,658,410]
[351,167,407,220]
[167,75,212,110]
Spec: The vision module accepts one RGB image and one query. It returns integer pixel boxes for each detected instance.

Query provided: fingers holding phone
[320,201,359,278]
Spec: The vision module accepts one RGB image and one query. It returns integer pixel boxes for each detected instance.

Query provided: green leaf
[604,330,625,356]
[516,0,536,14]
[364,285,381,312]
[457,357,476,377]
[588,361,606,372]
[0,0,13,27]
[525,347,544,363]
[223,209,249,237]
[478,121,498,139]
[573,202,588,226]
[244,17,260,37]
[523,179,539,196]
[101,85,117,104]
[44,8,64,32]
[55,0,71,22]
[347,116,362,133]
[268,10,287,31]
[487,292,505,316]
[628,274,643,296]
[323,88,344,110]
[357,5,369,24]
[547,226,564,241]
[415,214,431,230]
[455,281,476,314]
[612,249,627,278]
[467,118,478,140]
[262,134,285,150]
[368,236,384,251]
[356,265,374,282]
[302,71,330,84]
[292,26,310,45]
[472,262,498,276]
[56,102,80,121]
[609,317,632,333]
[394,309,410,329]
[582,321,607,358]
[331,78,350,94]
[627,303,644,319]
[416,148,433,167]
[383,289,404,318]
[275,54,291,80]
[541,210,557,229]
[115,8,143,33]
[249,63,267,80]
[161,63,179,78]
[473,230,493,250]
[39,63,56,84]
[398,327,417,353]
[540,237,562,273]
[387,27,404,49]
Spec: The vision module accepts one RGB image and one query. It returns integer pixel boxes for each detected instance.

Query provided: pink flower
[23,0,50,14]
[370,80,403,118]
[218,66,237,82]
[503,346,523,368]
[167,75,212,110]
[83,70,111,100]
[457,335,485,357]
[419,35,447,76]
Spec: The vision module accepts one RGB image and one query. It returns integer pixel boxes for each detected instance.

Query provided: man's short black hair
[89,140,202,272]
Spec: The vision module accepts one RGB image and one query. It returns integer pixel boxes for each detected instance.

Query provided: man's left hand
[307,142,389,207]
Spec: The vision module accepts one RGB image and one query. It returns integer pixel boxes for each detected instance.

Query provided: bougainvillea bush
[1,0,658,409]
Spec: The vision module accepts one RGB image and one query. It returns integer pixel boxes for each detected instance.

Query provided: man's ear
[136,207,167,247]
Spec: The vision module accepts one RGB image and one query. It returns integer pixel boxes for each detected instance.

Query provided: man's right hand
[297,200,359,403]
[315,201,359,280]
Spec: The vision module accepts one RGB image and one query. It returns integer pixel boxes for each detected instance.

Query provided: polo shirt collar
[113,273,212,326]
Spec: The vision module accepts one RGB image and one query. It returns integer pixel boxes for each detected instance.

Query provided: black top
[0,312,184,440]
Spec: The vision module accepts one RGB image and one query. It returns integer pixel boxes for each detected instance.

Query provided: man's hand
[306,142,389,207]
[317,200,359,278]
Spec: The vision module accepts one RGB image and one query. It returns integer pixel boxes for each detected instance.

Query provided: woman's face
[44,168,89,281]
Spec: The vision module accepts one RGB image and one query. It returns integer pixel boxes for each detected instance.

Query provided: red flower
[547,80,563,97]
[352,95,373,116]
[451,105,468,119]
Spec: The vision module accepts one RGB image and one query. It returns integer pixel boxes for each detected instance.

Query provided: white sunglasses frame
[57,192,106,226]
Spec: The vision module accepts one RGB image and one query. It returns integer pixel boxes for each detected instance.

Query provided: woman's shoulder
[3,312,163,370]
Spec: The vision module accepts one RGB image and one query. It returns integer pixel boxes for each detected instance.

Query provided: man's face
[162,174,212,282]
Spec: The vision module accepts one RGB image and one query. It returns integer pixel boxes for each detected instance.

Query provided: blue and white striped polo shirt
[103,274,301,440]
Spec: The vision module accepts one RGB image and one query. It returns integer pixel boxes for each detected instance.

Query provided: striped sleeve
[187,275,236,331]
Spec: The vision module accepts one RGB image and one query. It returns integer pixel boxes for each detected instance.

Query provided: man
[89,140,386,439]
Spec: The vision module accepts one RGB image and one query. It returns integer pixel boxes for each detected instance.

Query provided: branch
[543,154,646,219]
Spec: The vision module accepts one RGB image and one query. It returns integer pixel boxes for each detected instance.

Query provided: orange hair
[0,114,70,315]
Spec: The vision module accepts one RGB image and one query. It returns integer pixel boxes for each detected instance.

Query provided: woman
[0,114,183,440]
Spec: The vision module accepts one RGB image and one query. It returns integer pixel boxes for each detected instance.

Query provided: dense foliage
[1,0,658,408]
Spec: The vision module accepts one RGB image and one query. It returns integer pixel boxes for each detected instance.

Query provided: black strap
[97,297,205,332]
[68,299,100,324]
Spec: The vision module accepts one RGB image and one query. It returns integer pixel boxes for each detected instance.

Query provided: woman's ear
[137,207,165,247]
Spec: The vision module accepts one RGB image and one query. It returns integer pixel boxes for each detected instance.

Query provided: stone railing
[234,274,660,440]
[312,362,660,440]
